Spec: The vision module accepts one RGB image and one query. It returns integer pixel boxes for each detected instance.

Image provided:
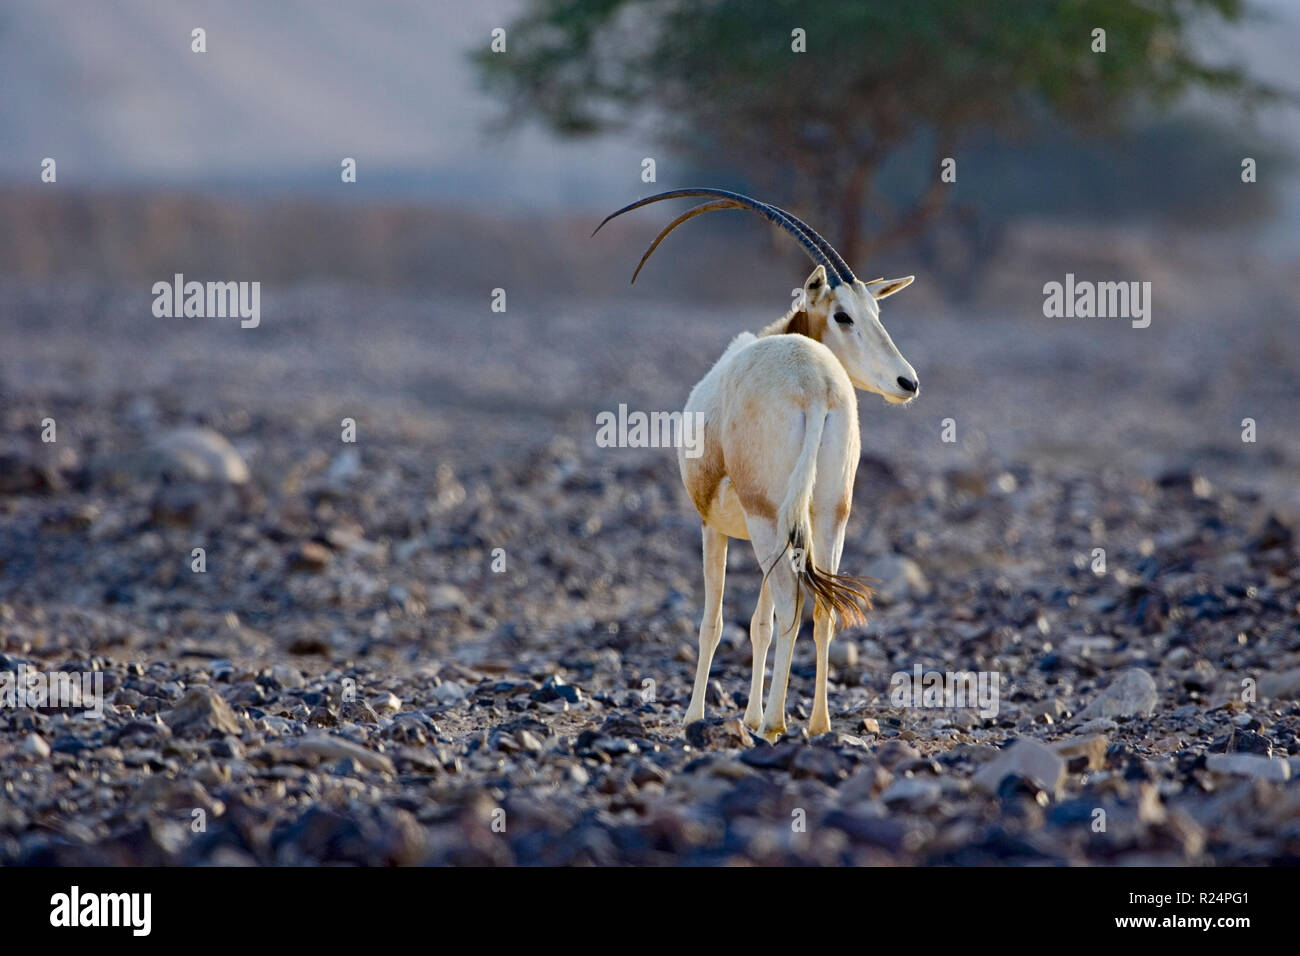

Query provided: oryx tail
[775,402,874,628]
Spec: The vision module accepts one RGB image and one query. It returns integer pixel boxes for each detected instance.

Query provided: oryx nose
[897,376,918,394]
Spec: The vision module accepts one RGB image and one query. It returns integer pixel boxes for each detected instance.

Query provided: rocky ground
[1,256,1299,865]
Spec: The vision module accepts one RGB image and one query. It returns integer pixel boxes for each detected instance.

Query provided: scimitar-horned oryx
[595,188,918,741]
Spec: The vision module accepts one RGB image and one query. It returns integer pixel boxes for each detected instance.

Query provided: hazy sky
[0,0,648,207]
[1,0,1296,219]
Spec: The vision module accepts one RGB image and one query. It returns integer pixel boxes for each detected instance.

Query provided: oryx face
[804,266,919,405]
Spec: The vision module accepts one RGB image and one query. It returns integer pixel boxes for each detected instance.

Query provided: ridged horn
[628,199,743,284]
[593,187,851,286]
[763,203,856,284]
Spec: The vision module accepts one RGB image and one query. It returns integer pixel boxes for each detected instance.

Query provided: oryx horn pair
[592,187,857,286]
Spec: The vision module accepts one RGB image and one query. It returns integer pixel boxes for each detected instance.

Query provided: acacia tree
[475,0,1275,265]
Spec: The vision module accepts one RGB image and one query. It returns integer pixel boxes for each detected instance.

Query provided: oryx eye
[833,311,852,325]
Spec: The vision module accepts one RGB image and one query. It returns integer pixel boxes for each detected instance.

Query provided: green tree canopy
[475,0,1281,265]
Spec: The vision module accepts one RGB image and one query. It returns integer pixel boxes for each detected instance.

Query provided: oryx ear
[804,264,830,304]
[866,275,914,300]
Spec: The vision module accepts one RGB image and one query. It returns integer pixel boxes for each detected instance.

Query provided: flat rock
[1075,717,1118,734]
[429,680,469,704]
[166,686,242,738]
[791,745,849,783]
[1205,753,1291,782]
[880,776,942,809]
[740,740,800,770]
[1259,668,1300,700]
[1049,733,1109,772]
[1077,668,1158,720]
[145,427,249,484]
[685,717,752,750]
[973,739,1066,795]
[295,735,396,775]
[822,810,911,853]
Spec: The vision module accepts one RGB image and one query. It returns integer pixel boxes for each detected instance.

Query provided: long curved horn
[593,187,850,286]
[629,199,743,284]
[764,203,856,285]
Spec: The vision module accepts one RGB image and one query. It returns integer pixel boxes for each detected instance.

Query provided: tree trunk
[836,161,873,267]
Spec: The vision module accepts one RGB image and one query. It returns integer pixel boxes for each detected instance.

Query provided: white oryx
[595,188,919,741]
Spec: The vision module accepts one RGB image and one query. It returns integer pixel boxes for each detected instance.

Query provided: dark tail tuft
[789,528,874,628]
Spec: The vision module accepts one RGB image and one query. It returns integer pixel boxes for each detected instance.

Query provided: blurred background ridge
[1,0,1298,295]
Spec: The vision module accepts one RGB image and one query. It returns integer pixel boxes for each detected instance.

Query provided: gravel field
[2,238,1299,865]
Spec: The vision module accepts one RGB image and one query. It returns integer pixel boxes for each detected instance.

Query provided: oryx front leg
[684,523,727,726]
[743,581,774,732]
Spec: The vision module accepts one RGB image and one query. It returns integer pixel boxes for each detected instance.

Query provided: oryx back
[678,333,857,543]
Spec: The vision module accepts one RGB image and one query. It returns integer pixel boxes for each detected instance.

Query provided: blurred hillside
[4,184,1299,313]
[0,188,771,299]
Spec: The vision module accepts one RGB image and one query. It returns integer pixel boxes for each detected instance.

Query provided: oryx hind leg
[807,511,849,736]
[748,522,802,743]
[684,523,727,725]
